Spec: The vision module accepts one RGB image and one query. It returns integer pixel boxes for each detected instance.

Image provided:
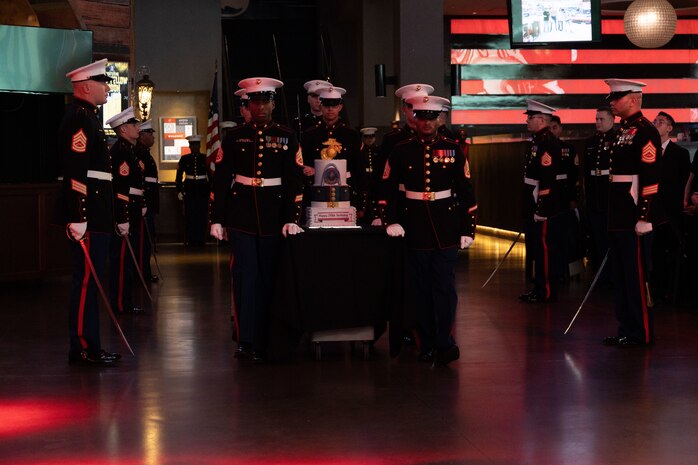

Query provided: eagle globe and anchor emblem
[320,138,343,187]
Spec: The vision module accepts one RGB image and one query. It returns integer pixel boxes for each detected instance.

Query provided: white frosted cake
[305,159,357,228]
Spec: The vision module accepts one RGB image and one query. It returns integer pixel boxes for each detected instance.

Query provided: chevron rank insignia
[641,142,656,163]
[71,129,87,153]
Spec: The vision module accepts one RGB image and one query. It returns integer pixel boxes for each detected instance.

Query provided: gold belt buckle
[608,174,613,182]
[252,177,263,187]
[423,192,435,201]
[595,168,601,176]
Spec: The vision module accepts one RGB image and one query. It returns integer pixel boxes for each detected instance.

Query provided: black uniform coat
[211,121,304,236]
[659,140,690,219]
[135,143,159,214]
[176,152,209,198]
[110,137,144,226]
[583,129,616,213]
[357,143,380,216]
[301,119,362,181]
[59,98,114,233]
[608,112,664,230]
[523,127,562,219]
[382,134,477,250]
[292,113,322,139]
[558,140,578,207]
[377,124,417,170]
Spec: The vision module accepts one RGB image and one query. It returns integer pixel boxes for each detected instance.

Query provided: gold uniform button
[256,171,262,175]
[259,146,264,150]
[426,162,431,167]
[425,186,431,191]
[258,154,263,158]
[258,131,263,135]
[425,154,429,159]
[425,178,431,183]
[426,170,430,175]
[258,162,263,166]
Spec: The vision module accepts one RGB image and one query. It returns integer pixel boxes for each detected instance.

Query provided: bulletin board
[159,116,197,163]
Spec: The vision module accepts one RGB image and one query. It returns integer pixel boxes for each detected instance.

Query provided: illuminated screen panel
[449,18,698,133]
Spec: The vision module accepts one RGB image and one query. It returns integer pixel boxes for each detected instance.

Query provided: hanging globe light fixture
[624,0,677,48]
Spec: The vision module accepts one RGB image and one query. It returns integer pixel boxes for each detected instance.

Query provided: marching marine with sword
[59,59,123,366]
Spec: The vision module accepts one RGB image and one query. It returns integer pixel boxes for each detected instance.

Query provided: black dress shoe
[418,349,436,363]
[149,275,159,283]
[603,336,621,346]
[251,350,267,364]
[126,306,144,314]
[518,290,536,301]
[402,334,416,346]
[99,350,122,361]
[234,345,254,360]
[617,336,645,348]
[432,345,460,367]
[524,293,555,304]
[69,350,118,366]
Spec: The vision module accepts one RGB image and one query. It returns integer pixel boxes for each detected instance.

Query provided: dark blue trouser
[184,194,209,244]
[109,223,140,312]
[141,212,156,278]
[408,247,458,351]
[588,210,611,282]
[532,216,562,300]
[609,230,654,343]
[228,230,281,352]
[69,232,109,354]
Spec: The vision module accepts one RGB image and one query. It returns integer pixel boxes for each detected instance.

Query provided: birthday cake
[305,149,357,227]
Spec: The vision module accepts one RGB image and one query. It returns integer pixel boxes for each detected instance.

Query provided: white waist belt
[144,177,158,183]
[405,189,451,201]
[129,188,144,196]
[235,174,282,187]
[87,170,112,181]
[610,175,635,183]
[556,174,568,180]
[185,175,207,180]
[590,169,610,176]
[524,177,539,186]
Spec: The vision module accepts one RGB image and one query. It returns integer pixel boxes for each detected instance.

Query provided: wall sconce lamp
[374,64,397,97]
[135,69,155,121]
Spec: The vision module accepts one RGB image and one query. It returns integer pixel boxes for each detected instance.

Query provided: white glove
[282,223,304,237]
[117,222,130,237]
[460,236,474,249]
[371,218,383,226]
[177,192,184,201]
[386,223,405,237]
[533,214,547,222]
[635,220,653,236]
[210,223,224,240]
[142,207,147,217]
[67,222,87,241]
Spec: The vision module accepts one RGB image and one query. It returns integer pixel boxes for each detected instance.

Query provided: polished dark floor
[1,234,698,465]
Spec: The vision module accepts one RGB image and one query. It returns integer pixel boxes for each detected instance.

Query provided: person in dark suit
[518,100,563,304]
[210,77,305,363]
[581,106,616,281]
[651,111,690,304]
[135,119,159,282]
[382,94,477,367]
[60,59,121,366]
[107,106,145,315]
[300,86,363,216]
[602,79,664,347]
[176,135,210,245]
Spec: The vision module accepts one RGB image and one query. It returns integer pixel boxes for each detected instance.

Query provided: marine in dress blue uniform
[292,79,332,140]
[582,107,616,278]
[135,119,159,282]
[300,86,363,215]
[358,127,380,223]
[176,135,210,245]
[381,94,478,367]
[107,107,145,315]
[60,59,120,365]
[210,77,305,362]
[519,100,563,304]
[374,84,435,225]
[602,79,665,347]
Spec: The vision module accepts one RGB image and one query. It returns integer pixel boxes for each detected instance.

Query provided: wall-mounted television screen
[507,0,601,48]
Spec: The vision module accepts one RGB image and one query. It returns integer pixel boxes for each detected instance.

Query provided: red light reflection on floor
[0,398,93,438]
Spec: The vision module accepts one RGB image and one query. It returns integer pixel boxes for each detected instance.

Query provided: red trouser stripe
[118,237,126,312]
[78,234,90,349]
[542,220,551,299]
[637,239,651,343]
[229,251,240,341]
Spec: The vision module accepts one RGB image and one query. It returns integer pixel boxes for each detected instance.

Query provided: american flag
[206,71,220,157]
